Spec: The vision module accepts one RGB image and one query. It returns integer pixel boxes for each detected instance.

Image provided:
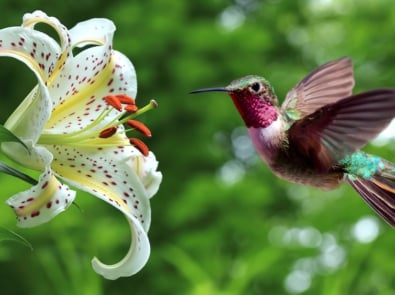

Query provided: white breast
[248,118,284,164]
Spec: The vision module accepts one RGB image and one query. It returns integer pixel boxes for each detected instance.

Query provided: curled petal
[22,11,71,79]
[50,145,151,229]
[0,25,58,143]
[92,215,150,279]
[0,26,61,82]
[48,144,158,277]
[4,84,52,146]
[3,140,54,172]
[131,152,162,199]
[7,165,76,228]
[69,17,116,48]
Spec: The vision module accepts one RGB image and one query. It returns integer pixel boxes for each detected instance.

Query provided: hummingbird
[191,57,395,227]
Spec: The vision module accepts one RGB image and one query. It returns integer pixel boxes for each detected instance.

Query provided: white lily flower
[0,11,162,280]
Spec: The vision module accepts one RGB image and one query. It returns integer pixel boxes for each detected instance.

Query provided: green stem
[0,162,37,185]
[118,99,158,125]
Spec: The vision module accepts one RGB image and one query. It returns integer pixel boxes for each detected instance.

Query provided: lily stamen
[125,104,138,113]
[116,94,135,105]
[129,138,149,156]
[126,120,151,137]
[99,96,157,154]
[104,95,122,111]
[99,126,118,138]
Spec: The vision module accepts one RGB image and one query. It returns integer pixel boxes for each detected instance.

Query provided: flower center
[38,94,157,156]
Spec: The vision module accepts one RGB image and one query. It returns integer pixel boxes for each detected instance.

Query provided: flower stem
[0,162,37,185]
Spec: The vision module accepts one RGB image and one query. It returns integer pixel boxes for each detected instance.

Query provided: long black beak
[189,87,227,94]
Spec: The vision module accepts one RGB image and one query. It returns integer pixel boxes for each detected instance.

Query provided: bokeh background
[1,0,395,294]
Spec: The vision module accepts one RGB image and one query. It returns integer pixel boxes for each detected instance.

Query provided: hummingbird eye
[250,82,261,93]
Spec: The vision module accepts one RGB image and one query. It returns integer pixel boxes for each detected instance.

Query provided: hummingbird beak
[189,87,228,94]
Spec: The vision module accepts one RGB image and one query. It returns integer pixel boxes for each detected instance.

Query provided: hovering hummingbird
[191,57,395,227]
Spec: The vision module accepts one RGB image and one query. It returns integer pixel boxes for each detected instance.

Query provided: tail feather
[347,175,395,227]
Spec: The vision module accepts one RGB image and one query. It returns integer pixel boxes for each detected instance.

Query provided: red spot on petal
[31,211,40,217]
[41,181,49,189]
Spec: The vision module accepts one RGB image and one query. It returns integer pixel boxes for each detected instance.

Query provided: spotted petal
[43,19,136,136]
[45,49,137,134]
[48,145,161,278]
[131,152,162,199]
[0,29,57,144]
[69,17,116,48]
[6,146,76,227]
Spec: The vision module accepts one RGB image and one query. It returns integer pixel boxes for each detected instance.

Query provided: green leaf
[0,227,33,250]
[0,124,28,150]
[0,162,37,185]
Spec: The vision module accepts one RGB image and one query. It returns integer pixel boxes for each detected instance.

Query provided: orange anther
[104,95,122,111]
[129,138,149,156]
[99,126,118,138]
[124,104,138,113]
[127,119,152,137]
[116,94,135,105]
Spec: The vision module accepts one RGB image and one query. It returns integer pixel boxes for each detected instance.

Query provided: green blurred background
[1,0,395,294]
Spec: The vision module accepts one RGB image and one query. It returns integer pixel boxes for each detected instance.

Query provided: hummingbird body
[191,57,395,227]
[248,123,344,190]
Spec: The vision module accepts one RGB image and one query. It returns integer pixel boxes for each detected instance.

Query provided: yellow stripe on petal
[46,51,68,86]
[52,161,131,214]
[0,49,46,81]
[15,174,58,217]
[7,169,76,228]
[45,55,117,129]
[49,145,151,229]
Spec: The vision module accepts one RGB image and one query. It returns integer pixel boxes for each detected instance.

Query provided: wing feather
[282,57,355,120]
[288,89,395,171]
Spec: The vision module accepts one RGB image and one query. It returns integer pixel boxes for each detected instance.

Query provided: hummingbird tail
[347,171,395,227]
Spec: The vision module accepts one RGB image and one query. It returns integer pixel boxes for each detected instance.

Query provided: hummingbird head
[191,75,279,128]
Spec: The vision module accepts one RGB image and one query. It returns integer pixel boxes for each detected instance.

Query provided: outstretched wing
[281,57,355,121]
[288,89,395,171]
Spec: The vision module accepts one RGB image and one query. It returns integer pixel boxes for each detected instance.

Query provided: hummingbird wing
[287,89,395,171]
[281,57,354,121]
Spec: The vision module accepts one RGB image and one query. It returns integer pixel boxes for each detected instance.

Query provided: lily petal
[131,152,162,199]
[48,144,158,278]
[49,145,151,229]
[0,26,59,143]
[92,215,150,279]
[22,10,72,79]
[45,41,137,134]
[6,147,76,227]
[69,18,116,48]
